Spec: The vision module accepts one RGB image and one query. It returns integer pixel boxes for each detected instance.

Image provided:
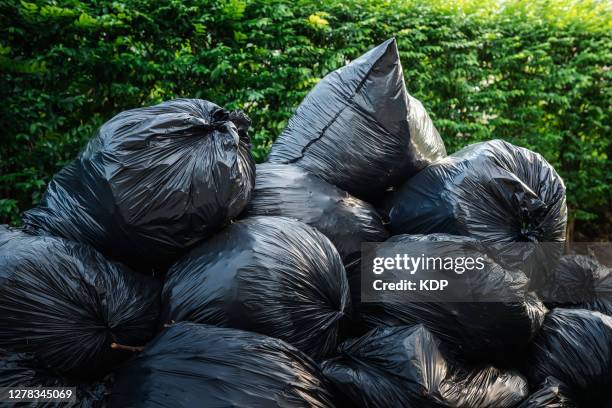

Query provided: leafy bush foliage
[1,0,610,239]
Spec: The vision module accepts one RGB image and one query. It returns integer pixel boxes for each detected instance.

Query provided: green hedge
[1,0,610,239]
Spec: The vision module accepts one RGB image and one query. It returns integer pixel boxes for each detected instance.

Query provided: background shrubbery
[1,0,610,240]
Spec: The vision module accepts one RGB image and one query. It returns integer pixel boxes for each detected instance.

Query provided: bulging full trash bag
[268,38,446,200]
[243,163,389,262]
[109,322,335,408]
[540,254,612,315]
[387,139,566,241]
[22,99,255,272]
[386,139,567,283]
[359,234,546,364]
[517,377,577,408]
[161,216,350,358]
[523,308,612,406]
[0,349,108,408]
[0,226,161,378]
[322,325,528,408]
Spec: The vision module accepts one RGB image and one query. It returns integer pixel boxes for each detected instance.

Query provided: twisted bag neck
[204,108,252,147]
[514,190,548,242]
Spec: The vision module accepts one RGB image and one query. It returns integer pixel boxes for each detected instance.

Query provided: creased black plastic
[359,233,547,363]
[0,349,108,408]
[268,38,446,200]
[339,258,371,341]
[109,322,335,408]
[0,226,161,378]
[387,139,567,242]
[322,325,528,408]
[541,254,612,315]
[161,216,350,359]
[243,163,389,263]
[517,377,577,408]
[22,99,255,273]
[523,308,612,406]
[387,139,567,285]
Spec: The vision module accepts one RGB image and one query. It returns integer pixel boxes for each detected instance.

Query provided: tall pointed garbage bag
[268,38,446,199]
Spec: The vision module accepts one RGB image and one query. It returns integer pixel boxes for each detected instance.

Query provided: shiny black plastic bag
[243,163,389,263]
[387,139,567,242]
[268,38,446,200]
[0,349,108,408]
[359,234,547,364]
[0,226,161,378]
[22,99,255,272]
[322,325,528,408]
[161,216,350,358]
[517,377,577,408]
[523,308,612,406]
[109,322,335,408]
[541,254,612,315]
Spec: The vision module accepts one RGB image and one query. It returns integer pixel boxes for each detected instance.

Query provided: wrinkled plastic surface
[322,325,528,408]
[0,226,161,378]
[523,308,612,406]
[268,38,446,200]
[161,216,350,358]
[109,322,335,408]
[22,99,255,272]
[359,234,547,363]
[387,139,567,243]
[0,349,108,408]
[243,163,389,262]
[517,377,577,408]
[542,254,612,315]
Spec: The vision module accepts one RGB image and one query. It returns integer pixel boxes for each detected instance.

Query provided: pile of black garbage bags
[2,38,610,407]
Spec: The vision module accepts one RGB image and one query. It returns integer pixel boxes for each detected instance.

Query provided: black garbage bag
[523,308,612,406]
[22,99,255,273]
[243,163,389,263]
[386,139,567,285]
[359,234,547,364]
[322,325,528,408]
[0,226,161,378]
[109,322,335,408]
[540,254,612,315]
[517,377,577,408]
[161,216,350,358]
[0,349,109,408]
[387,139,566,242]
[267,38,446,200]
